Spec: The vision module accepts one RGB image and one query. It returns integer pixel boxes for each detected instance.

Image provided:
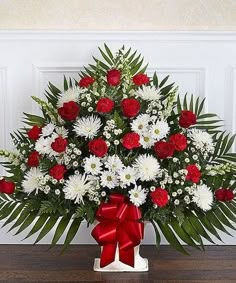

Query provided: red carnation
[27,125,42,141]
[27,151,40,167]
[154,141,175,159]
[96,98,114,113]
[51,137,68,153]
[107,69,121,86]
[186,164,201,183]
[215,188,234,202]
[132,73,150,86]
[78,76,95,88]
[122,132,140,150]
[49,164,66,180]
[169,133,187,151]
[179,110,197,128]
[0,179,15,195]
[58,101,79,121]
[121,98,141,118]
[150,188,169,207]
[88,138,108,157]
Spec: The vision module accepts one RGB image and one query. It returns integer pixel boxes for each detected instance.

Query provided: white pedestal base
[93,245,149,272]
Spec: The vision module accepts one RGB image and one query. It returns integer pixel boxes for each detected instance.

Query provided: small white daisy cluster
[102,119,122,146]
[62,143,82,169]
[80,91,95,112]
[131,114,169,149]
[82,154,160,206]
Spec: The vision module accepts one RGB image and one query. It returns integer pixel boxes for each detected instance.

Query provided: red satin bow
[91,193,144,267]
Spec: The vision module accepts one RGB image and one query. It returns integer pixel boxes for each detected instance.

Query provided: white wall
[0,0,236,30]
[0,31,236,245]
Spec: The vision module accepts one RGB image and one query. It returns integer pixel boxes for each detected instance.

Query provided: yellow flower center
[125,174,131,180]
[107,176,112,181]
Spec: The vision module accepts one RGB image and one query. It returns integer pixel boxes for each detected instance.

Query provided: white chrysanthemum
[83,155,102,175]
[188,129,214,153]
[131,114,151,134]
[22,168,44,194]
[192,184,213,211]
[140,132,155,149]
[105,155,124,172]
[118,166,137,188]
[35,136,53,155]
[57,87,81,107]
[129,185,147,207]
[150,120,170,141]
[63,174,93,204]
[134,154,160,181]
[42,123,55,137]
[135,86,160,101]
[100,171,118,189]
[74,115,102,139]
[56,126,69,138]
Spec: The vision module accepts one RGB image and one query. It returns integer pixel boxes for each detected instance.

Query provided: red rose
[186,164,201,183]
[51,137,68,153]
[121,98,141,118]
[107,69,121,86]
[58,101,79,121]
[78,76,95,88]
[132,73,150,86]
[215,188,234,202]
[0,179,15,194]
[169,133,187,151]
[49,164,66,180]
[179,110,197,128]
[150,188,169,207]
[88,138,108,157]
[154,141,175,159]
[96,98,114,113]
[27,125,42,141]
[122,132,140,150]
[27,151,40,167]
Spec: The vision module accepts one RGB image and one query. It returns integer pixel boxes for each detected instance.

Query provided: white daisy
[150,120,170,141]
[192,184,213,211]
[104,155,124,172]
[139,132,155,149]
[118,166,137,188]
[42,123,55,137]
[129,185,147,207]
[74,115,102,139]
[135,86,160,101]
[133,154,160,181]
[100,171,118,189]
[22,168,44,194]
[83,155,102,175]
[57,87,81,107]
[131,114,151,134]
[188,129,214,153]
[63,173,93,204]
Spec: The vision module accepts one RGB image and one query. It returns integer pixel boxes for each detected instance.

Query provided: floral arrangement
[0,45,236,267]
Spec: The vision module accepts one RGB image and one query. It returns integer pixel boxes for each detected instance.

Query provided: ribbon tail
[100,243,117,268]
[119,246,134,267]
